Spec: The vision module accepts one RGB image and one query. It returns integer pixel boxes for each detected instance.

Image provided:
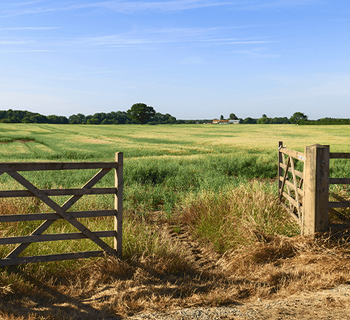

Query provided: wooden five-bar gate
[278,142,350,235]
[0,153,123,267]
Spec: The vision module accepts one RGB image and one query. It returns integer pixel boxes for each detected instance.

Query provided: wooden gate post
[115,152,123,258]
[278,141,283,194]
[303,144,329,235]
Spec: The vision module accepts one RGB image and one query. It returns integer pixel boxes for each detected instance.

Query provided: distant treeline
[237,112,306,124]
[0,109,194,125]
[239,113,350,125]
[296,118,350,125]
[1,109,349,125]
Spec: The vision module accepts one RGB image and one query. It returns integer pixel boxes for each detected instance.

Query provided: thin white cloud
[199,39,275,43]
[0,39,28,45]
[72,34,275,48]
[59,71,114,76]
[2,0,235,17]
[12,1,49,6]
[0,24,275,52]
[0,31,275,52]
[0,49,52,52]
[1,0,325,17]
[238,0,324,10]
[234,47,280,57]
[0,27,61,31]
[98,0,234,13]
[67,26,276,48]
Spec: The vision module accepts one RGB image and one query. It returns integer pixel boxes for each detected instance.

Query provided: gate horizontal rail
[278,142,305,226]
[0,152,123,267]
[279,142,350,235]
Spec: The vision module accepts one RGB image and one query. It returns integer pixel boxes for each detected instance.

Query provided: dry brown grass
[1,182,350,319]
[2,226,350,319]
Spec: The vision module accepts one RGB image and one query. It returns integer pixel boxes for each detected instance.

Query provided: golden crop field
[1,123,350,162]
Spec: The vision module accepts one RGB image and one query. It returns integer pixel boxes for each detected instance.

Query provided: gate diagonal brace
[279,155,291,201]
[6,168,110,259]
[290,156,302,219]
[5,169,116,259]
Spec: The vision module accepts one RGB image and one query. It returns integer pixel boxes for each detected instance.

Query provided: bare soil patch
[127,285,350,319]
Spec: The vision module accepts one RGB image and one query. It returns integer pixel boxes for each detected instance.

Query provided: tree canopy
[127,103,156,125]
[290,112,308,124]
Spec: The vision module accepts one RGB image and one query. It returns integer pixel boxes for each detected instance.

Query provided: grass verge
[2,181,350,319]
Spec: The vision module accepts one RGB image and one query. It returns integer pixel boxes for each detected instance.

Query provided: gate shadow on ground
[0,267,121,320]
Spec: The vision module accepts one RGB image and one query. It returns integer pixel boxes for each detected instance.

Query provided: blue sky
[0,0,349,120]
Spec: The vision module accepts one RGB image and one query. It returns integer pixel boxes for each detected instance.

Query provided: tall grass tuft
[182,181,300,253]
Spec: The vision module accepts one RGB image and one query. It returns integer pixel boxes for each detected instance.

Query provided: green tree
[220,115,224,120]
[69,113,86,124]
[47,115,68,124]
[257,114,271,124]
[242,117,257,124]
[127,103,156,125]
[290,112,308,124]
[229,113,238,120]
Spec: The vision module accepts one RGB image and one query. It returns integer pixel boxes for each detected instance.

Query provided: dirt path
[165,223,221,271]
[127,285,350,319]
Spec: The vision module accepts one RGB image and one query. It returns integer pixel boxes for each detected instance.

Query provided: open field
[1,123,350,319]
[1,123,350,160]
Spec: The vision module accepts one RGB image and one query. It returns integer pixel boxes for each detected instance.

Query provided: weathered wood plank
[299,178,304,190]
[279,163,304,179]
[329,153,350,159]
[329,201,350,208]
[6,220,56,259]
[0,158,123,266]
[282,191,300,208]
[0,162,118,172]
[280,202,301,224]
[290,156,302,218]
[61,168,111,212]
[329,178,350,185]
[303,144,330,235]
[279,176,304,197]
[279,156,290,201]
[279,148,305,162]
[6,171,117,256]
[281,154,293,212]
[0,231,116,245]
[0,251,104,267]
[115,152,123,259]
[278,142,283,199]
[0,210,117,223]
[5,168,112,259]
[0,188,117,198]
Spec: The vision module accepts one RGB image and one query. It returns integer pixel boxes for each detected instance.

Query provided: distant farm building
[212,119,239,124]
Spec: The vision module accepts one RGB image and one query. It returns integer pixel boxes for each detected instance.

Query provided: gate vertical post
[115,152,123,258]
[278,141,283,195]
[303,144,329,235]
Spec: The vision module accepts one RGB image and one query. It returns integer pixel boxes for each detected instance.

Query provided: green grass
[0,123,350,266]
[1,123,350,161]
[182,181,299,253]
